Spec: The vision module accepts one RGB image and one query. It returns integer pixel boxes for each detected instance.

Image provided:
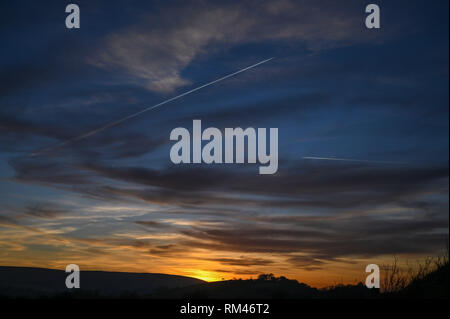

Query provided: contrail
[29,57,274,156]
[302,156,405,165]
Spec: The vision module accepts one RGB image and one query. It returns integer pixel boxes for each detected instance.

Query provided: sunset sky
[0,0,448,287]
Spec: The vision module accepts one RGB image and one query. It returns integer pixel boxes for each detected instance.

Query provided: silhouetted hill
[159,276,380,299]
[0,266,203,298]
[161,276,320,299]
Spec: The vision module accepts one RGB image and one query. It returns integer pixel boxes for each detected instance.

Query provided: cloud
[178,212,448,264]
[0,213,67,241]
[135,220,166,228]
[24,204,66,219]
[203,257,275,267]
[148,244,186,257]
[4,158,449,271]
[90,0,375,93]
[179,92,332,127]
[9,151,449,214]
[78,161,448,210]
[213,269,260,275]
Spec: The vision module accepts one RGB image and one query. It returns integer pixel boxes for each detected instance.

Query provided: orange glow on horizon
[186,269,223,282]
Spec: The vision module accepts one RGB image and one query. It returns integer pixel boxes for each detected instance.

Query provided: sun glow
[188,269,222,282]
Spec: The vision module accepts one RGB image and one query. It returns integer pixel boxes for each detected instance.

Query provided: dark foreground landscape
[1,258,448,299]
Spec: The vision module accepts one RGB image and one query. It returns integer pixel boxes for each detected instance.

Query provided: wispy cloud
[90,0,376,93]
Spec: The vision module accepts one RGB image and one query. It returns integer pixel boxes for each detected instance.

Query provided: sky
[0,0,448,286]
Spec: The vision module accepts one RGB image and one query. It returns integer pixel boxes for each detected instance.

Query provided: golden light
[188,269,223,282]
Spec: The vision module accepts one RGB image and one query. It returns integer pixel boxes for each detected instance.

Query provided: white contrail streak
[302,156,405,165]
[30,57,274,156]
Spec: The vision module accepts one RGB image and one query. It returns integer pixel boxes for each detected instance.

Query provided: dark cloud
[7,151,449,217]
[10,159,93,186]
[7,152,448,269]
[148,244,186,257]
[286,255,326,268]
[134,220,166,228]
[178,215,448,265]
[24,204,66,219]
[180,93,332,128]
[203,257,275,267]
[0,213,66,239]
[213,269,261,275]
[77,161,449,210]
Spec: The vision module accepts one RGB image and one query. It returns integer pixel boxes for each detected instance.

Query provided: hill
[159,275,379,299]
[0,266,203,298]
